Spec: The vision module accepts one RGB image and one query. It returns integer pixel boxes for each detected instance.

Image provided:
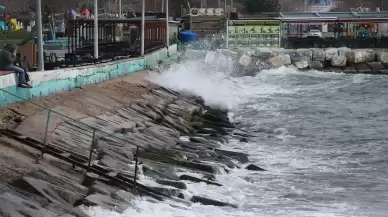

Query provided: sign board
[190,8,224,16]
[227,20,281,48]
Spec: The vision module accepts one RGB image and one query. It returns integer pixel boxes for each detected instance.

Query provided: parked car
[307,29,322,38]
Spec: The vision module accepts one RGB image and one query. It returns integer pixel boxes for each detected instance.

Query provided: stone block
[347,49,367,63]
[325,48,338,60]
[338,47,351,57]
[309,61,324,70]
[297,48,313,61]
[238,54,252,66]
[331,55,347,67]
[204,51,217,64]
[311,48,325,61]
[377,51,388,63]
[294,60,309,69]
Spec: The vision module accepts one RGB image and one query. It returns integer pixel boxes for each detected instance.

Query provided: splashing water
[86,57,388,217]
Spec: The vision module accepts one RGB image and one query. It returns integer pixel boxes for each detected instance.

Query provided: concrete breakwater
[0,79,261,216]
[186,47,388,75]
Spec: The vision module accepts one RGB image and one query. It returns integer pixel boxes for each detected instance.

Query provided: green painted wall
[0,46,177,106]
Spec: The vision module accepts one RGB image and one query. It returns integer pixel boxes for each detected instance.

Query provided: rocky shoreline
[185,47,388,75]
[0,82,261,216]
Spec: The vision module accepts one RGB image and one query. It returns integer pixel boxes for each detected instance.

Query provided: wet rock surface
[0,83,256,214]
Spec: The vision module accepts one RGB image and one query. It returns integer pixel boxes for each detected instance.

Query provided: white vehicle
[307,29,322,38]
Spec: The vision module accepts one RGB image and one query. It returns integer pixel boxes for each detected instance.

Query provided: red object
[5,14,11,22]
[81,9,90,15]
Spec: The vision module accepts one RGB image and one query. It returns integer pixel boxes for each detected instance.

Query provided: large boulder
[270,48,286,56]
[242,66,259,76]
[214,149,249,163]
[338,47,351,57]
[191,196,238,208]
[216,48,238,57]
[297,49,313,61]
[377,51,388,63]
[253,51,272,61]
[155,179,187,189]
[267,55,283,68]
[215,50,235,69]
[82,194,129,213]
[204,51,217,64]
[294,60,309,69]
[309,61,324,70]
[0,191,57,217]
[98,155,132,172]
[289,51,305,63]
[325,48,338,60]
[364,49,376,62]
[245,164,267,171]
[280,54,292,65]
[311,48,325,61]
[346,49,367,63]
[185,49,206,60]
[237,48,255,56]
[238,54,252,66]
[267,54,291,68]
[331,55,347,67]
[112,190,137,203]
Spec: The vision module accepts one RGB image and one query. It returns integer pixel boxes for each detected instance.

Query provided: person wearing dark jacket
[0,44,32,88]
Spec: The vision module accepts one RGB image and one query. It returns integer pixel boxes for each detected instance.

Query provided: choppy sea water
[85,60,388,217]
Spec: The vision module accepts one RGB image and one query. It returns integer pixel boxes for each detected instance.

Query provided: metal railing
[283,36,388,49]
[0,87,180,194]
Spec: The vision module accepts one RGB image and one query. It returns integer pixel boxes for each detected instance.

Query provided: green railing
[0,87,179,192]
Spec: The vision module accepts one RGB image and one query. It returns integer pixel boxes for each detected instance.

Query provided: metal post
[224,0,226,18]
[41,110,51,157]
[88,130,96,169]
[161,0,164,13]
[225,19,228,48]
[166,0,169,47]
[118,0,122,18]
[133,147,139,192]
[304,0,307,12]
[94,0,98,59]
[141,0,145,56]
[36,0,44,71]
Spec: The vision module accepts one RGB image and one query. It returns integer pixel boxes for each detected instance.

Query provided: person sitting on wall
[0,44,32,88]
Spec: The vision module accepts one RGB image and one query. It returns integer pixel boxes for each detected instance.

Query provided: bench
[0,71,14,76]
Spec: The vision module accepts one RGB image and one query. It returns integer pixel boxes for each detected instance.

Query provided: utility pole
[141,0,145,56]
[304,0,307,11]
[36,0,44,71]
[166,0,169,47]
[94,0,98,59]
[118,0,122,18]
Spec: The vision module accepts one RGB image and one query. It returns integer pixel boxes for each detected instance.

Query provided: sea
[84,58,388,217]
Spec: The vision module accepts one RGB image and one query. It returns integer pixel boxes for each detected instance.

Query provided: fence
[283,37,388,49]
[0,88,178,198]
[43,19,167,70]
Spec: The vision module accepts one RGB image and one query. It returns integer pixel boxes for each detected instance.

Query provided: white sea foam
[85,58,377,217]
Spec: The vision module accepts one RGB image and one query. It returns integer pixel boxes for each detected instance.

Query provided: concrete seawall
[0,45,178,106]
